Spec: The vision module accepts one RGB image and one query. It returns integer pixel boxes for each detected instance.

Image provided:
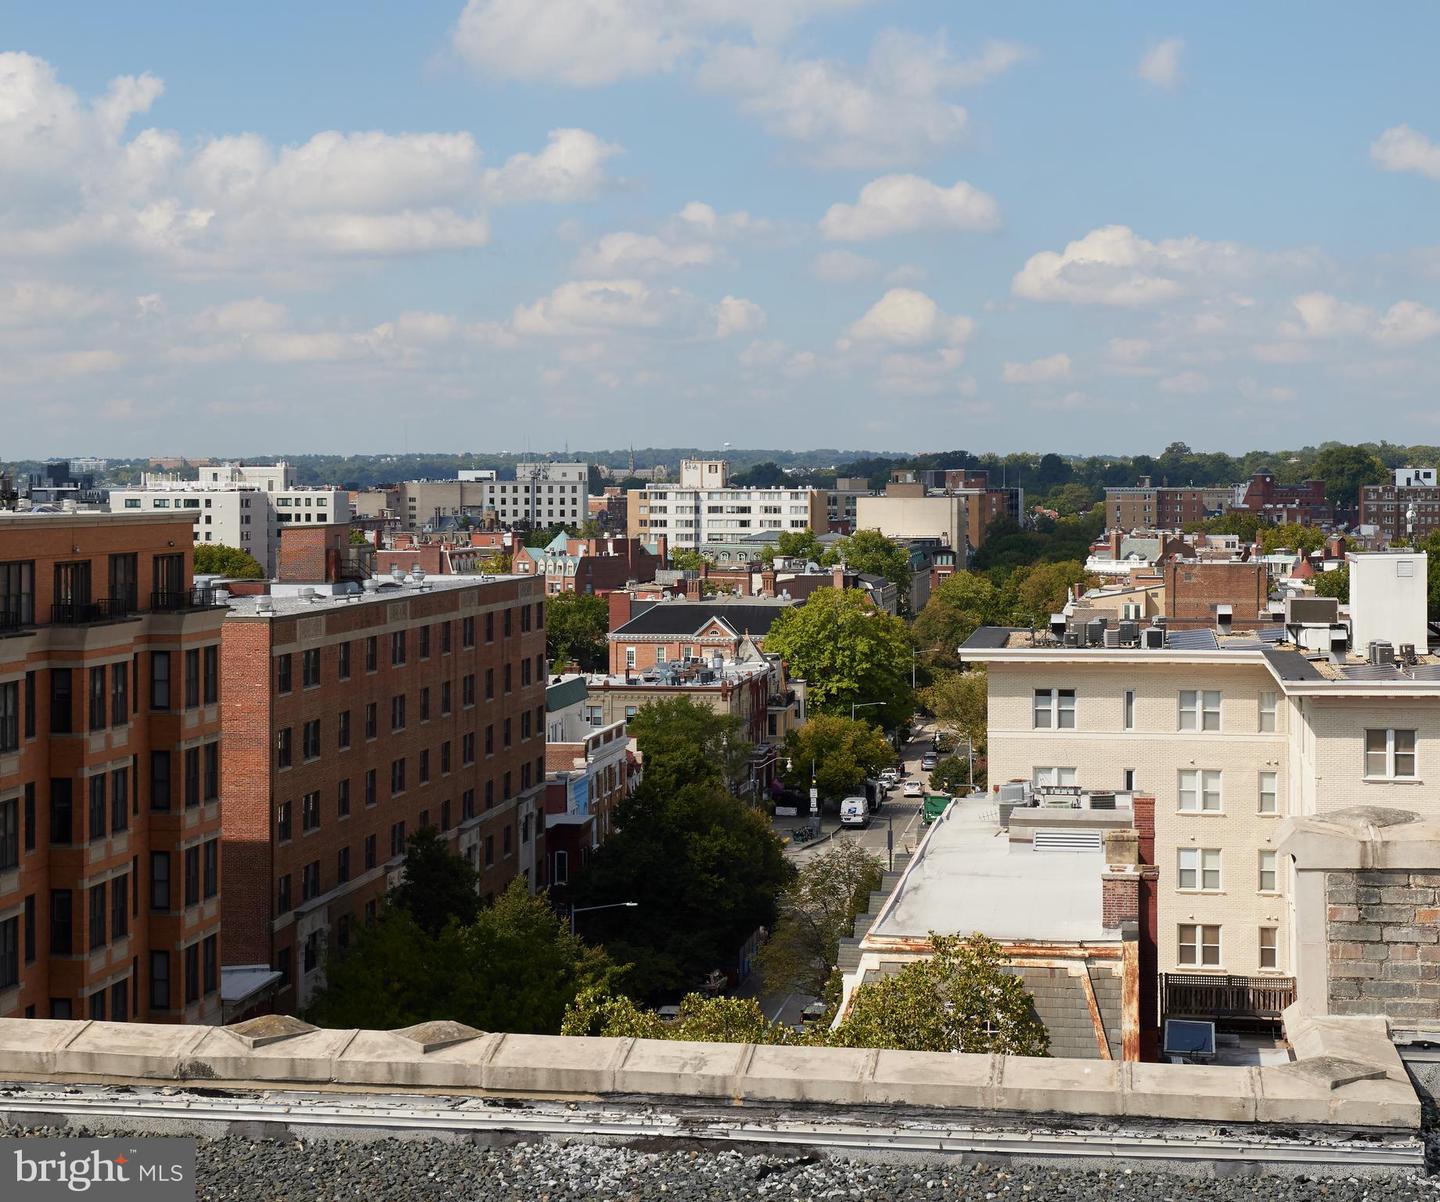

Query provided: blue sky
[5,2,1440,459]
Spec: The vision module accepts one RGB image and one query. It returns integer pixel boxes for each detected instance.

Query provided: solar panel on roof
[1222,641,1265,650]
[1341,664,1405,680]
[1407,665,1440,681]
[1256,627,1286,644]
[1164,628,1220,650]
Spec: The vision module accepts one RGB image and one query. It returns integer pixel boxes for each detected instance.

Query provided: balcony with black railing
[150,586,221,613]
[50,597,135,625]
[0,598,34,632]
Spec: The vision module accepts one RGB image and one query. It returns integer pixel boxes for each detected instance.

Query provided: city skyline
[6,3,1440,457]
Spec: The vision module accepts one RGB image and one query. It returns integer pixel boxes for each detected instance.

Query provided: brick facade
[1163,561,1269,631]
[1325,869,1440,1021]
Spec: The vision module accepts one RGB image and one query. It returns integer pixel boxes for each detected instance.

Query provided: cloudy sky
[6,3,1440,459]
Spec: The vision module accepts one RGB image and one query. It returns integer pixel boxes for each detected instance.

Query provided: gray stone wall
[1326,869,1440,1019]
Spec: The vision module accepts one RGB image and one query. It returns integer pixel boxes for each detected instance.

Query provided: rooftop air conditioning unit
[1401,643,1418,666]
[1369,640,1395,667]
[1143,627,1166,649]
[1118,620,1140,645]
[1050,613,1067,637]
[1103,627,1121,648]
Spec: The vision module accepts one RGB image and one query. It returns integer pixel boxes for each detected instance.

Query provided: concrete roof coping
[1278,806,1440,870]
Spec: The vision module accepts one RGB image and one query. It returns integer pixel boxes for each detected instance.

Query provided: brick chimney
[277,523,361,583]
[832,564,847,589]
[607,589,633,632]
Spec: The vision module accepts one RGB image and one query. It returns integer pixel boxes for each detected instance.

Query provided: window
[504,718,512,748]
[419,625,431,658]
[503,664,512,693]
[419,749,430,784]
[24,672,34,739]
[337,845,350,883]
[364,702,377,740]
[0,797,16,871]
[111,874,128,941]
[88,774,107,842]
[302,791,320,833]
[391,695,406,731]
[1031,688,1075,730]
[1179,690,1221,732]
[462,675,475,707]
[1178,923,1221,967]
[441,681,452,715]
[1259,926,1279,970]
[390,821,406,857]
[111,661,129,726]
[302,719,320,759]
[365,636,378,672]
[301,648,321,688]
[364,834,377,869]
[338,641,351,680]
[0,681,16,754]
[150,751,171,812]
[277,800,292,841]
[180,746,199,808]
[419,687,430,722]
[51,667,73,732]
[485,835,494,866]
[203,645,218,705]
[111,767,128,834]
[185,943,199,1004]
[0,559,35,626]
[302,860,320,901]
[0,916,15,991]
[150,653,170,711]
[1122,689,1135,731]
[391,630,407,666]
[275,653,293,695]
[1259,691,1278,733]
[277,727,292,769]
[150,853,170,910]
[203,839,218,898]
[1259,771,1279,815]
[1258,850,1279,893]
[364,769,376,807]
[184,846,199,906]
[89,666,107,731]
[24,894,34,964]
[1122,768,1137,791]
[484,668,494,700]
[50,889,72,954]
[1031,767,1077,788]
[625,646,636,670]
[150,951,170,1010]
[1178,769,1222,812]
[504,608,513,638]
[337,710,350,749]
[277,874,292,914]
[390,757,406,795]
[1365,728,1417,779]
[1177,848,1221,890]
[441,622,452,654]
[465,615,477,647]
[203,934,218,994]
[23,783,33,852]
[88,884,106,950]
[50,778,73,844]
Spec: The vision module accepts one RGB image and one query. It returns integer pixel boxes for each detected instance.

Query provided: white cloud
[1137,38,1183,90]
[812,249,879,283]
[842,287,973,347]
[1159,370,1208,395]
[1012,225,1254,307]
[1371,125,1440,182]
[191,297,289,334]
[571,200,762,276]
[1107,337,1150,363]
[449,0,872,86]
[819,174,999,241]
[1376,299,1440,345]
[714,294,767,337]
[1002,352,1071,383]
[697,32,1028,168]
[1282,292,1440,346]
[511,277,763,340]
[0,52,619,273]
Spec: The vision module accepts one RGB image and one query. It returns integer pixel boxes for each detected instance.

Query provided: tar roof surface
[611,599,797,637]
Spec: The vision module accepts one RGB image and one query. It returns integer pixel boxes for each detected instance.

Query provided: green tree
[1187,511,1262,542]
[828,529,913,611]
[562,988,791,1044]
[1258,523,1326,555]
[570,777,795,998]
[193,543,264,579]
[522,523,573,548]
[348,528,369,546]
[670,547,710,572]
[1010,560,1087,625]
[928,755,972,794]
[307,881,614,1034]
[626,697,750,795]
[1312,444,1387,509]
[759,529,825,566]
[757,840,884,997]
[781,714,895,800]
[912,573,1006,665]
[1047,482,1098,516]
[731,461,788,488]
[545,591,609,670]
[830,933,1049,1056]
[1313,566,1349,603]
[764,588,913,731]
[388,826,480,936]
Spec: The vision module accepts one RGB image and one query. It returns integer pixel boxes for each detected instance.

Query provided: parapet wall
[0,1008,1418,1132]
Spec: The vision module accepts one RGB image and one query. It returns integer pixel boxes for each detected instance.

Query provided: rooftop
[224,573,523,618]
[610,597,797,638]
[869,795,1111,945]
[585,655,776,690]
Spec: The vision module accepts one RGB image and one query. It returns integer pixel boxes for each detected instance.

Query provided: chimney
[832,564,847,589]
[607,589,632,632]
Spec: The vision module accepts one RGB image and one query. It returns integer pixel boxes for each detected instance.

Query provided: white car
[902,779,924,798]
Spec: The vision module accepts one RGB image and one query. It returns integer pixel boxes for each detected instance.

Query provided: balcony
[1160,972,1296,1033]
[151,587,221,613]
[0,599,34,632]
[50,597,134,625]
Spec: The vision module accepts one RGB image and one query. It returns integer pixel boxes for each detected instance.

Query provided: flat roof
[869,797,1110,945]
[224,573,524,617]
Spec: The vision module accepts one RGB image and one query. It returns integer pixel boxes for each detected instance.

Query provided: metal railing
[150,587,219,612]
[0,600,32,632]
[1160,973,1296,1028]
[50,597,132,625]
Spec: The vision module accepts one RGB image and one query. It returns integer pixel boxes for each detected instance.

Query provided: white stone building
[626,459,825,550]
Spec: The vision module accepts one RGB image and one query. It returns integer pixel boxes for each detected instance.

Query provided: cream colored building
[964,568,1440,1003]
[626,459,825,550]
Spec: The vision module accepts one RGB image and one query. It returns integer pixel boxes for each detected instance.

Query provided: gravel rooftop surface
[8,1125,1440,1201]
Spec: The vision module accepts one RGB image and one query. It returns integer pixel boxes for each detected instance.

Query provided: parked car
[879,767,902,784]
[921,754,938,771]
[902,778,924,798]
[840,795,869,827]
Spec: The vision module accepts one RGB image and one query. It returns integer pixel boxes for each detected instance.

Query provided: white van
[840,796,869,828]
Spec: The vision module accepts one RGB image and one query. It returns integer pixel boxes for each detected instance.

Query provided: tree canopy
[1257,522,1326,555]
[759,529,826,566]
[670,547,710,572]
[764,587,913,731]
[757,839,884,998]
[1312,445,1387,508]
[919,669,987,758]
[193,543,264,579]
[388,826,480,936]
[306,880,614,1035]
[545,591,609,670]
[830,529,913,611]
[1312,566,1349,602]
[627,697,751,795]
[781,714,895,800]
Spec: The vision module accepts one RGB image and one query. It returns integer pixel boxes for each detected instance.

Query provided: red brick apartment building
[0,512,224,1023]
[220,525,548,1013]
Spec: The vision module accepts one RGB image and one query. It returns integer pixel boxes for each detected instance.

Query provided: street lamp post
[851,700,885,721]
[569,900,638,937]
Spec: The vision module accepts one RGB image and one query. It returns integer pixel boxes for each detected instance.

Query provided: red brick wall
[1102,874,1140,929]
[1163,561,1268,631]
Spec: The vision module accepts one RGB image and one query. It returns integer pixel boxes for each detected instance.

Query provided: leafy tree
[1312,444,1386,509]
[522,523,573,548]
[759,529,825,566]
[913,573,1006,665]
[757,840,884,997]
[781,714,895,800]
[829,529,913,611]
[731,461,788,488]
[830,933,1049,1056]
[193,543,264,579]
[670,547,710,572]
[1046,482,1098,516]
[545,591,609,670]
[627,697,750,795]
[307,881,614,1034]
[388,826,480,936]
[570,777,795,998]
[1313,566,1349,602]
[929,755,972,794]
[1011,560,1087,624]
[1187,511,1262,542]
[920,670,986,748]
[764,587,914,731]
[348,528,369,546]
[563,988,790,1044]
[1258,523,1326,555]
